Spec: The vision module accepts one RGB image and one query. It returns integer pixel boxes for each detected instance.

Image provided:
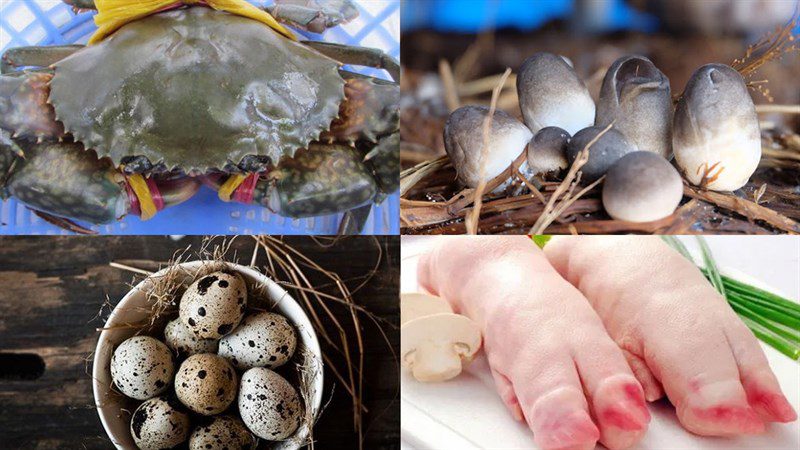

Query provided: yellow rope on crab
[89,0,296,44]
[128,173,159,220]
[217,173,248,202]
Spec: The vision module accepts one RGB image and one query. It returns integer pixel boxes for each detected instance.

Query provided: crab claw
[203,145,378,218]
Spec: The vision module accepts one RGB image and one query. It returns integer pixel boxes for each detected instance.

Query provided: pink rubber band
[232,173,260,205]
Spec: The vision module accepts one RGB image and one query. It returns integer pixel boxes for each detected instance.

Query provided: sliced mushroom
[526,126,570,179]
[567,126,635,183]
[673,63,761,191]
[602,151,683,222]
[596,55,673,158]
[517,52,595,135]
[401,292,453,324]
[443,105,532,191]
[401,313,482,382]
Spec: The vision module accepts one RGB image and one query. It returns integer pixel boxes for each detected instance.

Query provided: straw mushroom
[602,151,683,222]
[527,126,570,178]
[673,63,761,191]
[596,55,672,158]
[567,126,634,183]
[401,293,481,382]
[443,105,532,191]
[517,52,595,135]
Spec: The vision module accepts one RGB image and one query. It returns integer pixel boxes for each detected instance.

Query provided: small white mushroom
[567,126,635,183]
[527,126,570,178]
[401,292,453,324]
[673,63,761,191]
[443,105,532,191]
[517,52,595,135]
[596,55,672,158]
[602,151,683,222]
[401,312,482,382]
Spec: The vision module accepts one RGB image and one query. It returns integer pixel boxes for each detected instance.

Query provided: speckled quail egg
[180,271,247,339]
[189,415,257,450]
[218,312,297,370]
[175,353,238,415]
[238,367,302,441]
[111,336,174,401]
[130,396,191,450]
[165,318,219,357]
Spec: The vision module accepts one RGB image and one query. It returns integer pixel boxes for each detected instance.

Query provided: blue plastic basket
[0,0,400,235]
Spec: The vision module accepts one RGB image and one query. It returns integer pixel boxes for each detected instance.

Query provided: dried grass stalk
[684,186,800,233]
[529,123,614,234]
[466,68,513,234]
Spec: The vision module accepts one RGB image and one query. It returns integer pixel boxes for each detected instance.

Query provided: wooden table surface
[0,236,399,450]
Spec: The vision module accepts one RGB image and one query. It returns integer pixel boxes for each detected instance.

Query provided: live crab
[0,0,399,234]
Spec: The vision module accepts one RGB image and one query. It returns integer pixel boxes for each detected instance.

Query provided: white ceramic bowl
[92,261,323,449]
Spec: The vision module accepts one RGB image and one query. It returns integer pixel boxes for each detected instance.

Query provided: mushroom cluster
[442,52,762,223]
[110,270,304,450]
[400,293,482,382]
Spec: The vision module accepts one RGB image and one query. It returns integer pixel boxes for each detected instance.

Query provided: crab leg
[304,41,400,81]
[335,203,371,235]
[0,72,64,142]
[364,131,399,196]
[266,0,358,33]
[320,70,399,194]
[0,131,19,196]
[322,70,399,145]
[62,0,96,10]
[1,45,84,74]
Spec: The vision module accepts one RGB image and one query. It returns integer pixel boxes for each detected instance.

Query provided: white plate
[400,237,800,450]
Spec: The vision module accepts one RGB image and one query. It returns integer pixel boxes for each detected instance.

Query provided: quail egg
[165,318,219,357]
[175,353,238,415]
[189,415,257,450]
[219,312,297,370]
[239,367,302,441]
[180,271,247,339]
[111,336,174,400]
[130,396,191,450]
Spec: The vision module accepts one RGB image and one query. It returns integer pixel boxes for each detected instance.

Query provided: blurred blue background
[401,0,799,35]
[401,0,656,33]
[0,0,400,235]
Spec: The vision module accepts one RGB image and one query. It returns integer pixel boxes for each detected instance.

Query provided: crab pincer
[5,143,198,225]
